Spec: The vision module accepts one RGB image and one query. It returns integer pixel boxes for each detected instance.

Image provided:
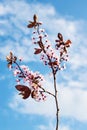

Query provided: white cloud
[38,122,70,130]
[0,3,11,15]
[37,121,55,130]
[0,75,6,80]
[59,86,87,122]
[59,125,70,130]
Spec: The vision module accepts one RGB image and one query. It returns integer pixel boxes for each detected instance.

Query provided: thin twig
[14,61,55,98]
[39,85,55,97]
[14,61,26,78]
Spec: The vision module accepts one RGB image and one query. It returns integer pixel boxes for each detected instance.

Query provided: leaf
[7,62,12,68]
[56,42,65,48]
[55,40,60,42]
[15,85,31,99]
[33,14,38,23]
[65,40,72,47]
[31,90,37,99]
[63,47,67,53]
[15,85,24,91]
[53,61,59,65]
[13,56,17,62]
[58,33,63,41]
[6,52,17,65]
[38,41,44,49]
[27,23,35,28]
[48,61,58,66]
[27,14,42,29]
[6,52,13,62]
[34,48,42,54]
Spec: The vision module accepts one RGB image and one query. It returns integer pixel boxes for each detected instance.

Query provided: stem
[14,61,26,78]
[53,71,59,130]
[39,85,55,97]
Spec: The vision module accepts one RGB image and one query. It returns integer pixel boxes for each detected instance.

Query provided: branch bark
[53,71,59,130]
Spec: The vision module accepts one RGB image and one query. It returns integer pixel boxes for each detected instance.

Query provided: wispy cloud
[0,75,5,80]
[59,86,87,122]
[0,3,11,15]
[38,122,70,130]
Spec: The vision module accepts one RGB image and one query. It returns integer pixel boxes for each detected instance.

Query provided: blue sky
[0,0,87,130]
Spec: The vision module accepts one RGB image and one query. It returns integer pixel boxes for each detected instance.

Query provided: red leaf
[65,40,72,47]
[7,61,12,68]
[53,61,59,65]
[34,48,42,54]
[27,23,34,28]
[15,85,31,99]
[55,40,60,42]
[33,14,38,23]
[15,85,25,91]
[31,90,37,99]
[48,61,58,66]
[58,33,63,41]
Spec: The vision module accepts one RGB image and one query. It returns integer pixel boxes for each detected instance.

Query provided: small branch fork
[14,61,55,98]
[39,86,55,97]
[53,71,59,130]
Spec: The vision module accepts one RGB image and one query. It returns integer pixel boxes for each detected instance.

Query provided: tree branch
[53,71,59,130]
[14,61,55,98]
[39,85,55,97]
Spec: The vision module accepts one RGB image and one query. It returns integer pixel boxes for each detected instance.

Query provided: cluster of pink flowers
[31,26,71,73]
[32,29,59,74]
[13,64,46,101]
[6,52,46,101]
[27,14,71,74]
[13,65,43,83]
[55,33,71,69]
